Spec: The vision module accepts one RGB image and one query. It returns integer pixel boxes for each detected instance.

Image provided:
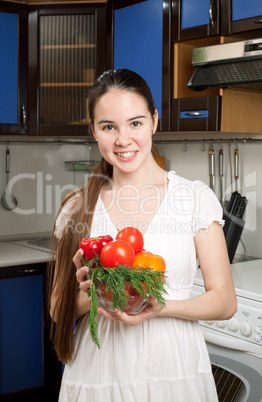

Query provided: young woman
[49,69,237,402]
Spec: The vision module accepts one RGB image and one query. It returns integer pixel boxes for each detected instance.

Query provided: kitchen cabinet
[0,263,61,401]
[172,0,220,42]
[0,2,28,135]
[171,36,262,133]
[221,0,262,35]
[28,3,111,136]
[173,0,262,42]
[113,0,172,131]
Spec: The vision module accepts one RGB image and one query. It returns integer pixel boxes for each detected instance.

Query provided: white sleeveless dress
[57,171,223,402]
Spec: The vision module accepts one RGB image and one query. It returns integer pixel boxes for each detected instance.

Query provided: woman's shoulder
[167,170,208,190]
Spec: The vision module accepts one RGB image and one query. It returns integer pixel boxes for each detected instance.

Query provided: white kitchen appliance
[192,259,262,402]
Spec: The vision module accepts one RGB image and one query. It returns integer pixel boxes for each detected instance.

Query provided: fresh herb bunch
[81,256,167,348]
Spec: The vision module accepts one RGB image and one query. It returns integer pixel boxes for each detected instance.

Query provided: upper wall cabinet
[113,0,171,131]
[28,4,111,136]
[173,0,262,42]
[172,0,220,41]
[0,3,28,135]
[221,0,262,35]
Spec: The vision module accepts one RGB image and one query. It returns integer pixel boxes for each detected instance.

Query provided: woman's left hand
[97,296,164,326]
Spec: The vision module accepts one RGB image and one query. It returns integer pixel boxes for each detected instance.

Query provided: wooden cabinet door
[28,4,111,136]
[172,0,220,42]
[0,4,28,135]
[221,0,262,35]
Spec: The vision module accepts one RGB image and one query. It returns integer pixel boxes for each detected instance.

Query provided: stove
[193,259,262,357]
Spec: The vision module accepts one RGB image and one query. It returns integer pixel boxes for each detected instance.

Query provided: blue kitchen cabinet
[172,0,220,41]
[0,275,43,395]
[0,3,28,135]
[221,0,262,35]
[0,12,17,126]
[0,264,61,400]
[114,0,167,128]
[173,0,262,41]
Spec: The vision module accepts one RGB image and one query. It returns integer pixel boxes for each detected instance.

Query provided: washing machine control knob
[241,323,252,337]
[216,320,226,329]
[254,334,261,343]
[228,318,239,332]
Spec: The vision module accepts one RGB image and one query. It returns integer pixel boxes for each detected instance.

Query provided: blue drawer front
[181,0,210,29]
[232,0,262,21]
[114,0,163,118]
[0,12,18,124]
[180,110,209,118]
[0,275,43,395]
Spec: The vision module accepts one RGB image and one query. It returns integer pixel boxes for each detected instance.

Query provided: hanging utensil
[209,147,215,191]
[1,146,18,210]
[234,147,239,192]
[219,147,224,206]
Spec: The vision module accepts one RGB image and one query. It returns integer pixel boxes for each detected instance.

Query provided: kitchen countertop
[0,241,51,268]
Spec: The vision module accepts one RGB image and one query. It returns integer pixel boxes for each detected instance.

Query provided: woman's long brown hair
[48,158,112,363]
[48,69,156,363]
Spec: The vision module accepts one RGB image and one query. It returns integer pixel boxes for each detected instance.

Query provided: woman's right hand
[74,248,92,294]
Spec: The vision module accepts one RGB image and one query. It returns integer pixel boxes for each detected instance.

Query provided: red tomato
[116,227,144,254]
[97,283,113,301]
[80,235,113,262]
[97,281,144,312]
[124,281,144,310]
[100,239,135,268]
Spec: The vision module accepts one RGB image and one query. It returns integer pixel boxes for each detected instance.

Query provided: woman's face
[91,88,158,174]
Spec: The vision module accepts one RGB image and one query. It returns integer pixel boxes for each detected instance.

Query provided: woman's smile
[115,151,137,161]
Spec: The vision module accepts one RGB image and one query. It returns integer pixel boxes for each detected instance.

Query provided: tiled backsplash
[0,140,261,259]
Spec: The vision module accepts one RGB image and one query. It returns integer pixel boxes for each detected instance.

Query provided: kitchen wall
[0,139,261,259]
[0,142,96,239]
[156,139,261,260]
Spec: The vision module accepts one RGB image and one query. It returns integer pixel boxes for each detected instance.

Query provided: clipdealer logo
[5,172,78,215]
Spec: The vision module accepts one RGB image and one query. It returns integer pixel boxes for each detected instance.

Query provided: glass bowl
[96,279,149,315]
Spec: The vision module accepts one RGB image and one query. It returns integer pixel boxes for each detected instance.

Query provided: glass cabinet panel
[0,11,18,125]
[39,14,96,126]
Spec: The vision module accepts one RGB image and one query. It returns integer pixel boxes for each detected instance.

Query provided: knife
[209,148,215,191]
[234,148,239,192]
[219,147,223,205]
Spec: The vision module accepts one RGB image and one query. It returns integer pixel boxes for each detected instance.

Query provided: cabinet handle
[209,0,217,28]
[184,112,205,116]
[19,269,38,274]
[254,19,262,24]
[22,105,27,127]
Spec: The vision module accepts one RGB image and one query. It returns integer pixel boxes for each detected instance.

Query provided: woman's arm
[98,222,237,325]
[161,221,237,321]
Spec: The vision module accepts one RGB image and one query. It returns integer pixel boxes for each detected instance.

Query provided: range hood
[188,38,262,91]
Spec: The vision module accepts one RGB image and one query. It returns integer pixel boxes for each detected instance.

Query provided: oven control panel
[192,285,262,346]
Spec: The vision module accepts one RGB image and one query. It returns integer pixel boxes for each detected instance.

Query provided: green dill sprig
[81,257,167,348]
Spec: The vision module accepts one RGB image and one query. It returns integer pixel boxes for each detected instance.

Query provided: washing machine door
[207,342,262,402]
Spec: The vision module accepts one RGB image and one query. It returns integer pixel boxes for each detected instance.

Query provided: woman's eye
[103,125,114,131]
[131,121,141,128]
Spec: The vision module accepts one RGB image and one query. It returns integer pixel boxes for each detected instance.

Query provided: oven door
[204,335,262,402]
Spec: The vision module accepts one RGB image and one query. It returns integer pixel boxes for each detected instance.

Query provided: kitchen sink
[27,238,51,250]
